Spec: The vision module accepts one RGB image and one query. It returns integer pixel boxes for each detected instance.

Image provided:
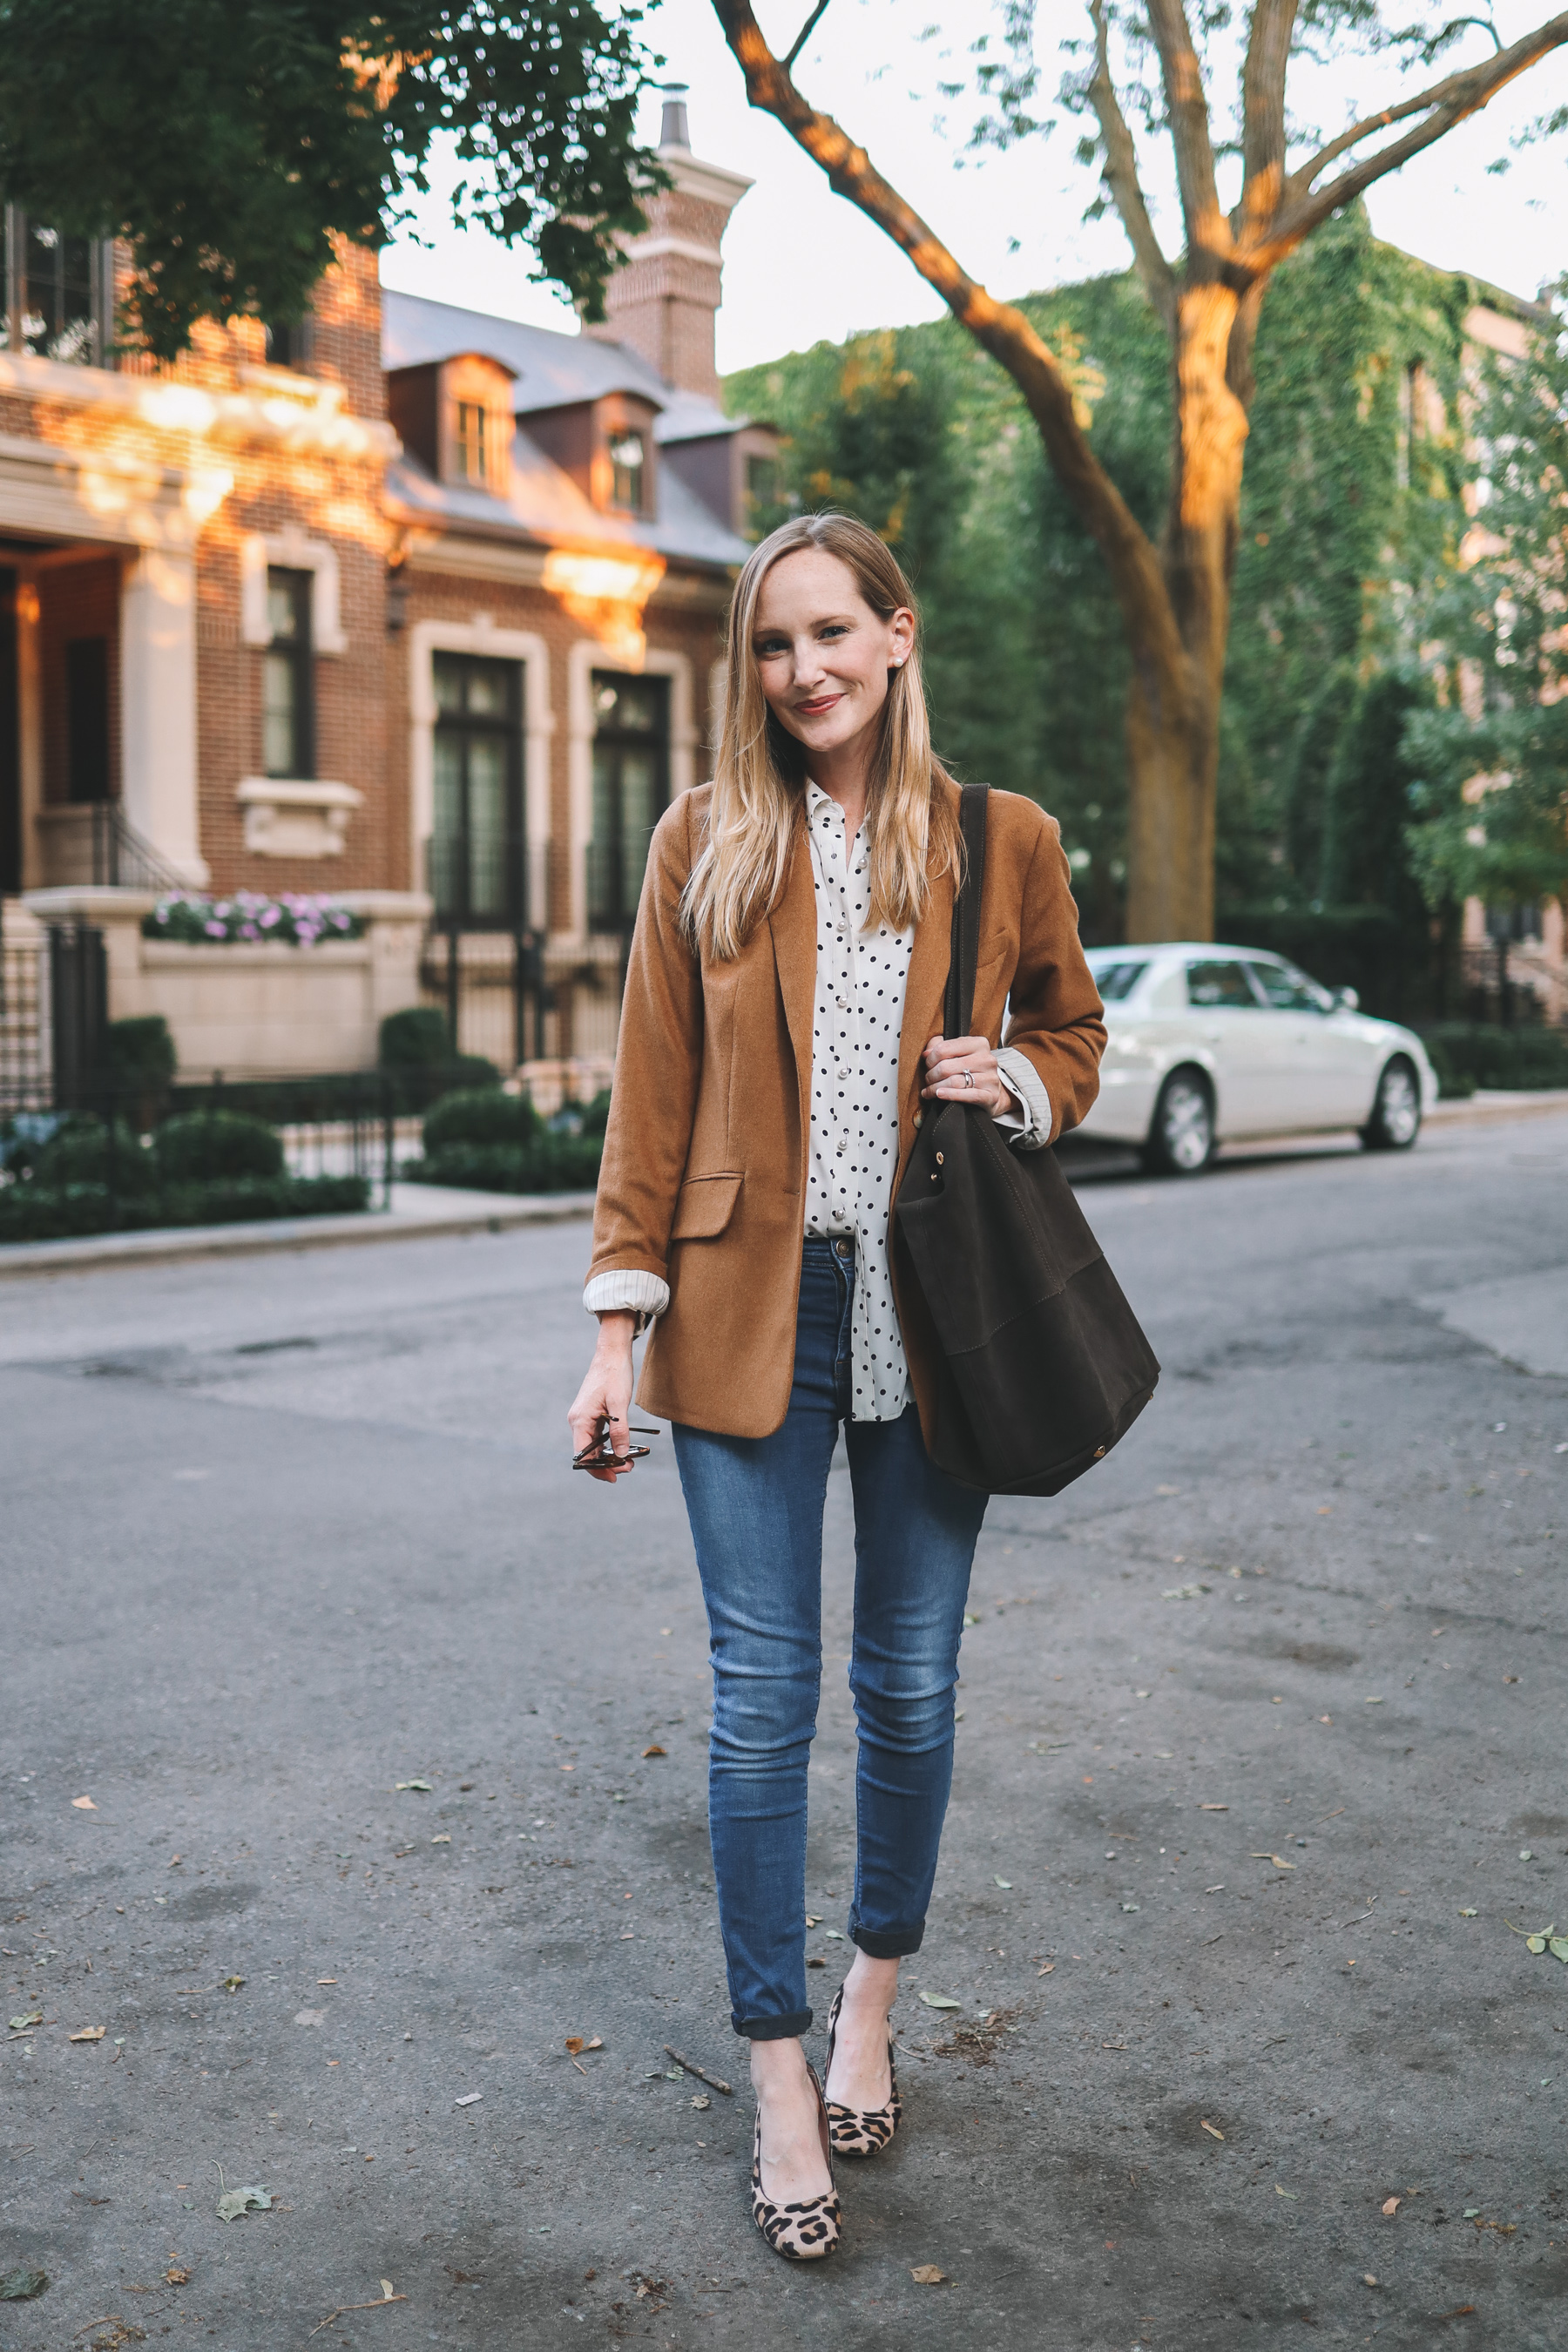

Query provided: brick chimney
[582,87,753,399]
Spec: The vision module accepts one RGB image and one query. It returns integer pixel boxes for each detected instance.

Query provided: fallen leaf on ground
[995,1877,1012,1889]
[1251,1854,1295,1870]
[910,2266,949,2285]
[1198,1803,1228,1812]
[431,1835,451,1845]
[564,2037,585,2055]
[804,1915,821,1927]
[1459,1909,1477,1918]
[691,2094,710,2111]
[0,2268,48,2301]
[918,1991,962,2010]
[1363,2274,1378,2287]
[455,2092,483,2107]
[395,1780,432,1793]
[1274,2185,1296,2199]
[1382,2197,1401,2217]
[8,2012,42,2032]
[224,1976,245,1992]
[71,1795,97,1810]
[824,1929,845,1939]
[1550,1937,1568,1963]
[215,2186,271,2223]
[807,1956,827,1967]
[69,2026,105,2043]
[963,1612,981,1627]
[316,1977,337,1987]
[1037,1963,1055,1976]
[1364,1697,1384,1706]
[641,1745,666,1758]
[1200,2120,1226,2142]
[166,2268,189,2286]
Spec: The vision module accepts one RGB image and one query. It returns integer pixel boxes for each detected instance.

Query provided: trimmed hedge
[155,1109,284,1182]
[32,1119,159,1196]
[422,1085,541,1152]
[0,1172,370,1245]
[1419,1023,1568,1093]
[403,1132,603,1194]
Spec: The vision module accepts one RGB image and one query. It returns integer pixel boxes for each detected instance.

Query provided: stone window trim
[408,619,554,936]
[565,639,696,943]
[236,775,363,858]
[239,531,348,655]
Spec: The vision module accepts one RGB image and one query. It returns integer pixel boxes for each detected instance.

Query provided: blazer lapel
[769,826,816,1126]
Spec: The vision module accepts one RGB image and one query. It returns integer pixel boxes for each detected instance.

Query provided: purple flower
[259,905,281,929]
[205,919,226,938]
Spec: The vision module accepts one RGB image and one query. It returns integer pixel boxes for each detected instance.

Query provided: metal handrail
[90,802,189,894]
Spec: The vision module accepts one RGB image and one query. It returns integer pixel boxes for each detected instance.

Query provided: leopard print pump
[749,2061,841,2261]
[822,1984,902,2159]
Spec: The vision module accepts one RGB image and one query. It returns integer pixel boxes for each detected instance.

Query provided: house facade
[0,96,772,1080]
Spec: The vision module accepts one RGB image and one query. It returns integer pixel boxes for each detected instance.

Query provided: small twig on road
[308,2295,406,2338]
[664,2045,733,2096]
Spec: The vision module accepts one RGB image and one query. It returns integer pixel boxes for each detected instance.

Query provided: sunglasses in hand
[571,1418,660,1471]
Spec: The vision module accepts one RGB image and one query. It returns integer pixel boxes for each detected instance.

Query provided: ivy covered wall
[725,202,1495,997]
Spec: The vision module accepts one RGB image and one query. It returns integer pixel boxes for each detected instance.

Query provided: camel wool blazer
[587,776,1106,1447]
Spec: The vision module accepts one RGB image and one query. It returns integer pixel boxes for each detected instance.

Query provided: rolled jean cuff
[849,1922,925,1960]
[734,2008,814,2041]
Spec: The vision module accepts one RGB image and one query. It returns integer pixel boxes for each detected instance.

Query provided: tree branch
[1087,0,1178,335]
[1233,0,1298,244]
[1254,9,1568,267]
[783,1,834,74]
[706,0,1183,675]
[1144,0,1228,262]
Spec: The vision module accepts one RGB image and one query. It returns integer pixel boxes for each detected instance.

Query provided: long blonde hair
[681,513,960,960]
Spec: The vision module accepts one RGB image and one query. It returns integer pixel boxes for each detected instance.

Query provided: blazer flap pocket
[671,1172,743,1240]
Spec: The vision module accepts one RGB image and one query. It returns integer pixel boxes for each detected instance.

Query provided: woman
[568,513,1105,2260]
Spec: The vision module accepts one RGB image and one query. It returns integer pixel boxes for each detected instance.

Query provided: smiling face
[750,547,915,773]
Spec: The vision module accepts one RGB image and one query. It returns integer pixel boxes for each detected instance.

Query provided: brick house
[0,94,774,1078]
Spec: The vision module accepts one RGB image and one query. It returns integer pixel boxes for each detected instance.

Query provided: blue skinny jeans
[672,1237,988,2039]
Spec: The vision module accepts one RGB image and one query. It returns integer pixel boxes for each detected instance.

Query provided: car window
[1184,960,1258,1009]
[1247,960,1334,1013]
[1089,959,1150,1004]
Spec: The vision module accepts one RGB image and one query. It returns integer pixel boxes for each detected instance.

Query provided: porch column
[120,545,208,885]
[15,568,44,892]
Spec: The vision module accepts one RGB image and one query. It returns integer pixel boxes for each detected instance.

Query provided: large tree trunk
[1123,284,1249,942]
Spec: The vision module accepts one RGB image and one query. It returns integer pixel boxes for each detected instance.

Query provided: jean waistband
[802,1233,855,1260]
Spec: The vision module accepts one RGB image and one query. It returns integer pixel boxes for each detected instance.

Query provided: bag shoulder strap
[943,782,990,1038]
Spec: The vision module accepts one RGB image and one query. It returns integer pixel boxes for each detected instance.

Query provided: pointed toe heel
[823,1984,902,2160]
[750,2063,841,2261]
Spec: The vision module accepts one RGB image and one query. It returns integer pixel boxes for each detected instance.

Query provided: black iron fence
[0,1064,402,1245]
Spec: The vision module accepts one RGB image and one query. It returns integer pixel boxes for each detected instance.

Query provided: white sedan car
[1072,943,1439,1174]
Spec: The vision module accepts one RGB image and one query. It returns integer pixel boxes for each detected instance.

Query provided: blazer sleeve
[1001,806,1106,1143]
[586,794,706,1288]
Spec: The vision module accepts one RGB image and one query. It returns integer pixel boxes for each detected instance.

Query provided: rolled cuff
[733,2008,814,2041]
[994,1046,1051,1152]
[848,1920,925,1960]
[583,1268,671,1322]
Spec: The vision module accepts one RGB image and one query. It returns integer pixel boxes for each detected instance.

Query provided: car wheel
[1141,1069,1216,1176]
[1362,1056,1422,1151]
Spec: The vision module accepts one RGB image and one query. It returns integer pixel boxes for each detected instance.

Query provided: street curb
[0,1189,597,1281]
[1426,1087,1568,1125]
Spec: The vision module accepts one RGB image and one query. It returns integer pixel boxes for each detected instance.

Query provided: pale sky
[380,0,1568,373]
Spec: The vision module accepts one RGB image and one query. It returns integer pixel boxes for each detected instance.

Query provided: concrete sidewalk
[1,1085,1563,1284]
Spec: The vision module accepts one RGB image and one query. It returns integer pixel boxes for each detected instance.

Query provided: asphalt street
[2,1112,1565,2352]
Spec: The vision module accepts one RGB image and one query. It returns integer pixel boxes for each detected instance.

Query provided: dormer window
[386,350,517,497]
[455,401,490,485]
[609,429,645,512]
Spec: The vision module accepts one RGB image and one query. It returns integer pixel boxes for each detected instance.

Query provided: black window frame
[587,671,669,935]
[262,567,314,781]
[2,205,115,368]
[429,652,526,930]
[608,428,646,514]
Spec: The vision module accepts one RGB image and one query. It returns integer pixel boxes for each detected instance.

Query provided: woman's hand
[922,1034,1009,1117]
[567,1311,639,1483]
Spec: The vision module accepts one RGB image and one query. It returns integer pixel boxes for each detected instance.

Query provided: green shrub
[379,1006,450,1066]
[33,1117,159,1196]
[1420,1023,1568,1092]
[154,1109,284,1182]
[0,1170,370,1245]
[107,1015,177,1081]
[404,1130,602,1194]
[422,1086,540,1153]
[578,1090,612,1139]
